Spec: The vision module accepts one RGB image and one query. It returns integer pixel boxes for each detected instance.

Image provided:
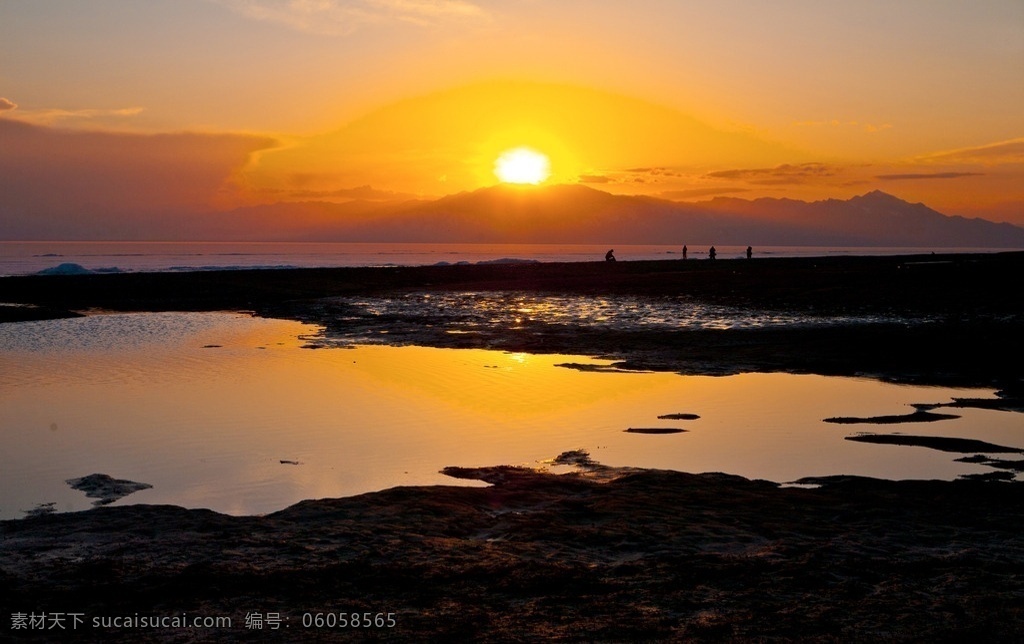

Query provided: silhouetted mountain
[206,186,1024,247]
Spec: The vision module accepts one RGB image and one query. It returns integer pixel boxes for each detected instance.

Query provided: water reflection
[0,312,1017,520]
[333,292,922,334]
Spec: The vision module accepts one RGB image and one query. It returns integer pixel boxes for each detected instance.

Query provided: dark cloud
[0,119,276,239]
[278,185,418,201]
[0,97,16,111]
[625,167,682,177]
[328,185,417,200]
[706,163,837,184]
[876,172,984,181]
[578,174,613,184]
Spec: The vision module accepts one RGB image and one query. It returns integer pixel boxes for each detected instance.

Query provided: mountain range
[199,185,1024,248]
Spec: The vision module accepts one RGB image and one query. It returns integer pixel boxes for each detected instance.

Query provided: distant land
[5,185,1024,247]
[190,186,1024,247]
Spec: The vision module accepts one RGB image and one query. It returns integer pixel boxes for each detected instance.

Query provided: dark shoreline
[3,251,1023,388]
[4,251,1024,641]
[3,466,1024,642]
[4,251,1022,316]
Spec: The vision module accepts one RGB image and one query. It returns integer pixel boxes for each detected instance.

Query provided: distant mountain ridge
[203,185,1024,247]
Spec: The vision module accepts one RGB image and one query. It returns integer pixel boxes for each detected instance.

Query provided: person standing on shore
[709,246,716,260]
[682,245,687,260]
[746,246,752,259]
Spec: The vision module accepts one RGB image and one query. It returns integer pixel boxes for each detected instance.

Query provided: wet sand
[3,252,1024,640]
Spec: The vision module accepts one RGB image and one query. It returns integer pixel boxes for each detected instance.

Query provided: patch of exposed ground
[824,410,961,424]
[844,434,1024,454]
[3,465,1023,642]
[66,474,152,506]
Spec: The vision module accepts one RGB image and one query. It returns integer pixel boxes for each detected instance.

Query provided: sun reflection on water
[0,311,1012,521]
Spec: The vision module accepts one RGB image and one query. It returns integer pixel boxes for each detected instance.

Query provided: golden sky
[1,0,1022,233]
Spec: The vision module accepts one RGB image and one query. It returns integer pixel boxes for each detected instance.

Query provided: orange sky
[1,0,1022,237]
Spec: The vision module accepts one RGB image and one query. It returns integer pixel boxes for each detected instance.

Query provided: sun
[494,147,551,184]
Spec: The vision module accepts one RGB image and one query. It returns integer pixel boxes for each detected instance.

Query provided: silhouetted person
[708,246,716,260]
[682,245,688,260]
[605,249,616,262]
[746,245,752,259]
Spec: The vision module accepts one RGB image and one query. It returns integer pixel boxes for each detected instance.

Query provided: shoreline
[3,250,1023,312]
[3,251,1022,389]
[3,463,1023,641]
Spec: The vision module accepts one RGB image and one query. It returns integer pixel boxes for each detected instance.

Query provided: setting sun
[494,147,551,185]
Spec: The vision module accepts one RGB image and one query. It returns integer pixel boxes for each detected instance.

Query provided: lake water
[0,241,1009,276]
[2,311,1019,520]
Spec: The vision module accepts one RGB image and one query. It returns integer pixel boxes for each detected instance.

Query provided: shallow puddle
[1,312,1019,519]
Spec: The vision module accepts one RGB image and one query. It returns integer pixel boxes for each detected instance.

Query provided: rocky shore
[3,252,1024,641]
[3,462,1023,642]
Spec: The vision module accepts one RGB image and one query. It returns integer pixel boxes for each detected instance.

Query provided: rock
[66,473,153,506]
[624,427,688,434]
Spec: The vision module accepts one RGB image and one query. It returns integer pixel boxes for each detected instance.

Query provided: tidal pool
[1,312,1019,519]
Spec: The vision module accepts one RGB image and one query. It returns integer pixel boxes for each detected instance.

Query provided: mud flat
[2,464,1023,641]
[844,434,1024,454]
[2,252,1022,388]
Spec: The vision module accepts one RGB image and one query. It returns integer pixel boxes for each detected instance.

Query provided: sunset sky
[2,0,1022,239]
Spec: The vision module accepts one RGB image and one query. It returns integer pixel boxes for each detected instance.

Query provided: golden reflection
[344,346,669,418]
[2,313,1015,520]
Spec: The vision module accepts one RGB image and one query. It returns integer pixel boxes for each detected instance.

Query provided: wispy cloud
[876,172,984,181]
[0,98,16,112]
[793,119,892,133]
[211,0,486,34]
[919,138,1024,165]
[7,106,145,126]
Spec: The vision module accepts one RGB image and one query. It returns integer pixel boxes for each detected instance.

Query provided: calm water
[0,241,1008,276]
[1,312,1019,520]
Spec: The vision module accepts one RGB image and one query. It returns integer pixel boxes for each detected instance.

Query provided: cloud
[0,119,276,238]
[625,167,683,178]
[211,0,485,34]
[658,188,752,200]
[793,119,892,133]
[265,183,419,201]
[370,0,483,18]
[706,163,838,185]
[0,97,16,112]
[6,106,145,126]
[920,138,1024,165]
[876,172,985,181]
[577,174,612,184]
